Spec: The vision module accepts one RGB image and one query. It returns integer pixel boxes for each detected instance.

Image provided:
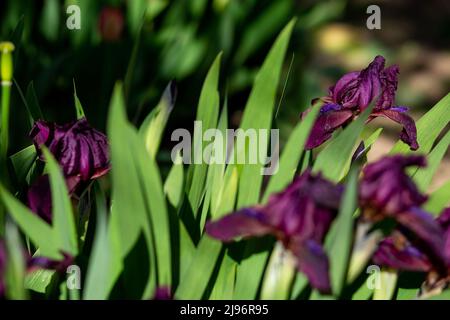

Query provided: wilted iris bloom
[359,155,444,260]
[304,55,418,150]
[28,118,109,222]
[206,170,343,293]
[373,207,450,295]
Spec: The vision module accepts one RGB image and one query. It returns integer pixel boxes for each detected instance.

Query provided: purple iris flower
[205,170,343,293]
[373,207,450,294]
[28,118,110,222]
[359,155,445,262]
[304,55,418,150]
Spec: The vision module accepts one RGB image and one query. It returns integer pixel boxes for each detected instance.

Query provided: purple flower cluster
[206,154,449,294]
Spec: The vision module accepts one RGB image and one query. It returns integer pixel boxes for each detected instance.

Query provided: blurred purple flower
[304,55,418,150]
[27,175,52,223]
[152,286,173,300]
[206,170,343,293]
[373,231,433,272]
[359,155,445,261]
[360,155,427,215]
[373,207,450,293]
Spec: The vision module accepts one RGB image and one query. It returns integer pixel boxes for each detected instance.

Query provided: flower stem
[1,82,11,159]
[0,41,15,235]
[0,83,11,236]
[260,241,296,300]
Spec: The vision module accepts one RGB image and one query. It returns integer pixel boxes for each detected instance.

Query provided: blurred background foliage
[1,0,449,177]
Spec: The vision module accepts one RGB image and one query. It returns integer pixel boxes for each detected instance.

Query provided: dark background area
[1,0,449,172]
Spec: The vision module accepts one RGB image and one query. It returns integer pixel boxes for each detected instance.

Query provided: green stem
[1,83,11,157]
[0,83,11,236]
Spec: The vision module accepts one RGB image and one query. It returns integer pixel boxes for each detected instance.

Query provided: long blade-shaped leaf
[73,80,85,119]
[424,180,450,216]
[263,104,319,202]
[313,105,373,182]
[188,54,221,215]
[0,184,59,259]
[108,84,171,292]
[139,81,177,159]
[325,167,358,296]
[233,19,296,300]
[83,185,122,300]
[413,129,450,192]
[42,148,78,256]
[237,19,296,208]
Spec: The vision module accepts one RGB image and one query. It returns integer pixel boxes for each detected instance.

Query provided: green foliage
[0,2,449,302]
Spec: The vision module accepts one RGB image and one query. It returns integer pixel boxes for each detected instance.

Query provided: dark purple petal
[290,239,331,294]
[375,65,399,110]
[205,208,272,242]
[304,103,354,149]
[27,175,52,224]
[30,118,110,186]
[152,286,173,300]
[331,56,385,109]
[396,208,447,268]
[263,171,342,241]
[330,71,360,106]
[437,208,450,229]
[360,155,427,215]
[29,121,51,148]
[437,208,450,265]
[373,235,432,272]
[370,108,419,151]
